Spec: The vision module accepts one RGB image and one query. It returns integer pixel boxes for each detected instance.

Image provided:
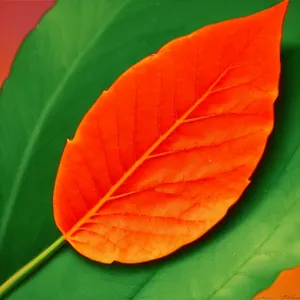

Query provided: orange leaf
[53,0,288,264]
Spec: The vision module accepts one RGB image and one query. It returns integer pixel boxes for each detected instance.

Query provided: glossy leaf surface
[1,0,300,299]
[54,1,286,264]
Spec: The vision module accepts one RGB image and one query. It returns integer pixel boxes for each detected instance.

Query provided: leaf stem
[0,236,65,298]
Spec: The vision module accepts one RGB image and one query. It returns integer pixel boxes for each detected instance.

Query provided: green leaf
[1,0,300,299]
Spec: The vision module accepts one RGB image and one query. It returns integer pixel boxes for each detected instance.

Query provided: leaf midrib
[66,66,231,238]
[0,0,131,250]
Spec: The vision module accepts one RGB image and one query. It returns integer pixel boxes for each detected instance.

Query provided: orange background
[0,0,298,298]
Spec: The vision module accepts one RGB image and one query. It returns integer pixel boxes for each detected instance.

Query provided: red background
[0,0,298,298]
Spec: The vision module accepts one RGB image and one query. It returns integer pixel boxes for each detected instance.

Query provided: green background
[1,0,300,299]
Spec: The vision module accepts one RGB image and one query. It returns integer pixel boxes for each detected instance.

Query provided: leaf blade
[53,0,287,264]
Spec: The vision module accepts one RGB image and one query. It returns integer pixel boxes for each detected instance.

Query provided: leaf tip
[278,0,289,12]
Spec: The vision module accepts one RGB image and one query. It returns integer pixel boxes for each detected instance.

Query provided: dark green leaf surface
[0,0,300,299]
